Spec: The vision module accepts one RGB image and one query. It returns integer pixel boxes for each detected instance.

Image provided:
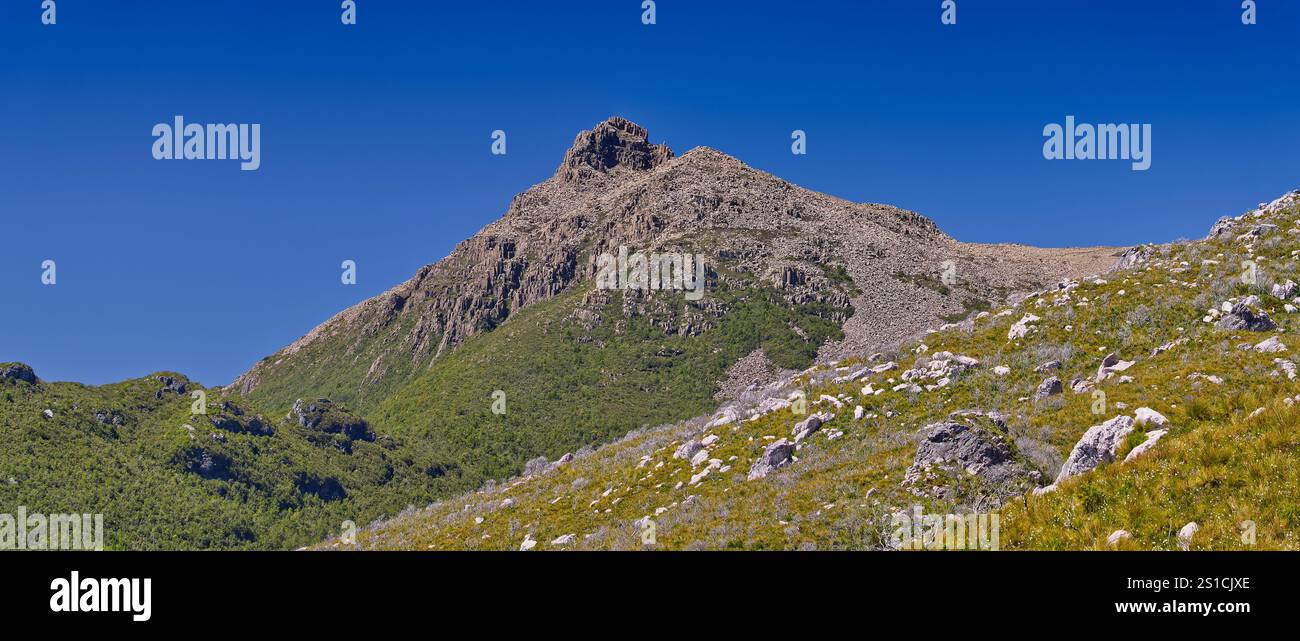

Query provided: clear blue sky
[2,0,1297,386]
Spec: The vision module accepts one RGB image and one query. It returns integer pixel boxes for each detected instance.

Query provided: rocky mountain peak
[557,117,674,183]
[232,116,1121,411]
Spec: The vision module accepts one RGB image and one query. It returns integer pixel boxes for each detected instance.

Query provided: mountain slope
[231,118,1120,415]
[326,190,1300,551]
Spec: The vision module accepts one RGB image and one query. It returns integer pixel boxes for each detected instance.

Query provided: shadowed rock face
[1,363,39,385]
[230,117,1121,411]
[559,117,673,182]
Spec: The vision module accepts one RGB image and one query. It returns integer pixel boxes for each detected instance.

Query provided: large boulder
[210,413,273,437]
[1115,245,1154,270]
[1055,415,1135,483]
[904,419,1032,498]
[747,439,795,480]
[1206,216,1239,240]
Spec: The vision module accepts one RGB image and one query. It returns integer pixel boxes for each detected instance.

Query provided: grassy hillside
[0,371,445,549]
[368,281,849,494]
[238,300,437,415]
[331,195,1300,551]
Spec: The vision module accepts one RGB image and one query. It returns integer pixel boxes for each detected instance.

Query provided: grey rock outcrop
[1272,280,1298,299]
[747,439,796,480]
[904,419,1032,498]
[289,399,375,452]
[1034,376,1063,400]
[1217,303,1276,332]
[791,412,830,443]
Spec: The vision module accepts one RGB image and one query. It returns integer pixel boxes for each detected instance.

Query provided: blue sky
[2,0,1297,386]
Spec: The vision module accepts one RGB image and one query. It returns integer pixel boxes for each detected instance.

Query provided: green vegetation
[939,297,992,323]
[369,282,847,494]
[893,270,950,296]
[0,373,444,549]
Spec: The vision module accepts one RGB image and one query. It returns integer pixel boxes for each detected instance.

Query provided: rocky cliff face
[231,117,1120,410]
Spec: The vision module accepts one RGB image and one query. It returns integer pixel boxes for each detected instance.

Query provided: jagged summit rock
[558,116,673,182]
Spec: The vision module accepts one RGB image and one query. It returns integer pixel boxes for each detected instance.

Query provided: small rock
[1107,530,1132,546]
[1274,359,1297,380]
[1133,407,1168,426]
[791,412,830,442]
[689,449,710,467]
[1177,522,1199,551]
[1035,360,1062,373]
[1096,352,1135,382]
